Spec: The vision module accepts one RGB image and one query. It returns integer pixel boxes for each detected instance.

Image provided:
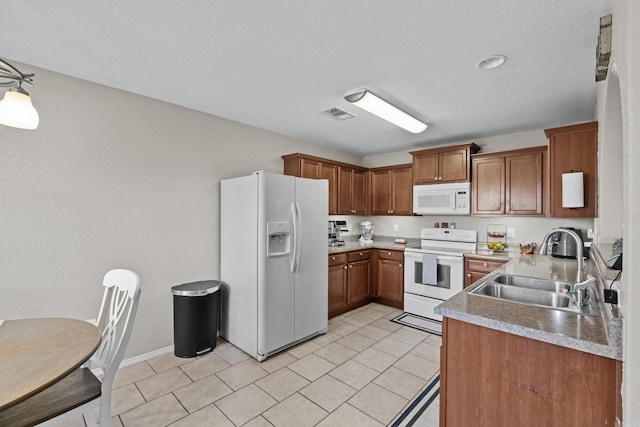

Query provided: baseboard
[90,345,174,376]
[120,345,174,368]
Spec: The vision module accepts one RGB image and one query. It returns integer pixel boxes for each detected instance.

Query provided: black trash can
[171,280,221,358]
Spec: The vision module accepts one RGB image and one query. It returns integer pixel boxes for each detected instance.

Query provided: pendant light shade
[0,87,39,129]
[345,89,427,134]
[0,58,39,130]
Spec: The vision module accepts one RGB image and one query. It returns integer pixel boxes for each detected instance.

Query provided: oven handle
[405,253,463,264]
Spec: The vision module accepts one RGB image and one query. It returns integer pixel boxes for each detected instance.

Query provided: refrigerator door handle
[291,202,302,274]
[290,202,299,273]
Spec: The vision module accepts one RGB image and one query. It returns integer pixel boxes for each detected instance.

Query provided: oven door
[404,251,464,300]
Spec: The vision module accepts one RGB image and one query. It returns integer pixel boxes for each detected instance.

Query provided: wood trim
[281,153,367,172]
[543,121,598,138]
[409,142,480,156]
[470,145,547,159]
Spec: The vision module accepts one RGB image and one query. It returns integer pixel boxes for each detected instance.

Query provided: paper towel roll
[562,172,584,208]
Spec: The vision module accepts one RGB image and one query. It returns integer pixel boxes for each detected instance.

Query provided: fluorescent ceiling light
[344,89,427,134]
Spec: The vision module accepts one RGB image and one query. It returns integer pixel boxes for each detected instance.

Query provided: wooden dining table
[0,318,101,411]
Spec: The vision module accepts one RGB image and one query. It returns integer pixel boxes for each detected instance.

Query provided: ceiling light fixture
[477,55,507,70]
[0,58,39,130]
[344,89,427,134]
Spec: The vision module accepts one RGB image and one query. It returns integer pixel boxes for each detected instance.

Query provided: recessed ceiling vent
[324,107,355,120]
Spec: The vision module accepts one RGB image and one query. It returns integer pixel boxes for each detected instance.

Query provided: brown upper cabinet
[282,153,339,214]
[472,146,546,216]
[545,122,598,218]
[283,153,367,215]
[338,166,367,215]
[369,164,413,215]
[411,143,480,184]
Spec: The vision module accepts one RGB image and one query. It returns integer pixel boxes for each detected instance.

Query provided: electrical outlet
[507,227,516,238]
[587,228,594,239]
[393,224,399,232]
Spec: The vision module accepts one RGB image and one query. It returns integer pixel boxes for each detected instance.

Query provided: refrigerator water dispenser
[267,222,291,257]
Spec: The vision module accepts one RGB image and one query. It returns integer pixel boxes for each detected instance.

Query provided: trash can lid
[171,280,221,296]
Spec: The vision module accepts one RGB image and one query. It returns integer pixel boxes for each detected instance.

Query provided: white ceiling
[2,1,610,156]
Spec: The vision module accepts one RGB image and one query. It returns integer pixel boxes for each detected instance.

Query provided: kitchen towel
[422,254,438,285]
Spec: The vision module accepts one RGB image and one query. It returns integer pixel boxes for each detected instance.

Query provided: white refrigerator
[220,172,328,361]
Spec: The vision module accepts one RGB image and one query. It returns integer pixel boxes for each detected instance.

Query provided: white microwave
[413,182,471,215]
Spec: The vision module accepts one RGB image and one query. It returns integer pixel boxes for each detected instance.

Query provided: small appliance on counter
[328,220,346,247]
[359,221,374,244]
[548,227,584,259]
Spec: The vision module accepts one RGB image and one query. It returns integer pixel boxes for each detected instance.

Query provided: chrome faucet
[538,228,585,282]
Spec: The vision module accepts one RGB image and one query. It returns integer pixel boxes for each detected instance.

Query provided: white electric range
[404,228,477,326]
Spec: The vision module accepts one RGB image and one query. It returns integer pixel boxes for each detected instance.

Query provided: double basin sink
[469,273,599,316]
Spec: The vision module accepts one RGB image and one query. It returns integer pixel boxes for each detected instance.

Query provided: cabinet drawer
[466,258,507,274]
[328,253,348,267]
[378,249,404,262]
[348,250,371,262]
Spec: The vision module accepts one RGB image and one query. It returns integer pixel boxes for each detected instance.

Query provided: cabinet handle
[359,252,363,256]
[483,262,489,268]
[331,256,335,261]
[387,252,391,256]
[434,176,438,181]
[349,265,352,269]
[344,266,348,270]
[466,273,472,278]
[399,264,402,268]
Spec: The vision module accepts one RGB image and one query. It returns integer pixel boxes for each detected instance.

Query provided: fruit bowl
[487,241,506,251]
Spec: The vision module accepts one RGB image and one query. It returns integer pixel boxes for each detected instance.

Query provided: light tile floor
[62,303,440,427]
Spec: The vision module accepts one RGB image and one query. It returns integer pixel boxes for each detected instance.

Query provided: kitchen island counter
[435,250,622,360]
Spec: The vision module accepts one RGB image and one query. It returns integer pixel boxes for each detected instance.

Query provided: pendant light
[0,58,39,130]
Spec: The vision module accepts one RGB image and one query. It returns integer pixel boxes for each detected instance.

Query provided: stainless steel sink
[472,283,571,308]
[468,272,599,316]
[491,274,573,293]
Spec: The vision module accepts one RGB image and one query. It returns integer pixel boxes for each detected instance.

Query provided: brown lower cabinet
[328,248,404,318]
[464,256,508,287]
[373,249,404,309]
[328,250,371,318]
[440,318,621,426]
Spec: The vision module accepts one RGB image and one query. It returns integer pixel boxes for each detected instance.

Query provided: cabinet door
[390,167,412,215]
[352,169,367,215]
[320,162,338,215]
[472,157,505,215]
[347,260,371,304]
[464,257,508,287]
[370,170,392,215]
[328,263,347,315]
[439,148,471,183]
[546,122,598,218]
[299,158,321,179]
[506,151,544,215]
[376,258,404,302]
[412,152,440,184]
[337,167,354,215]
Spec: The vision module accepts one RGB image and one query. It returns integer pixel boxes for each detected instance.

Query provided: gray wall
[0,66,360,358]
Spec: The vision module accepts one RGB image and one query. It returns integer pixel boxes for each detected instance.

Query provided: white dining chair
[0,269,141,427]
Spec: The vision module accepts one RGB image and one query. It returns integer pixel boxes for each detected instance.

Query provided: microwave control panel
[456,191,469,209]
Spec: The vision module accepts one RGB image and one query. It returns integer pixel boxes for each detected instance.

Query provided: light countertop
[327,237,419,254]
[435,249,622,360]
